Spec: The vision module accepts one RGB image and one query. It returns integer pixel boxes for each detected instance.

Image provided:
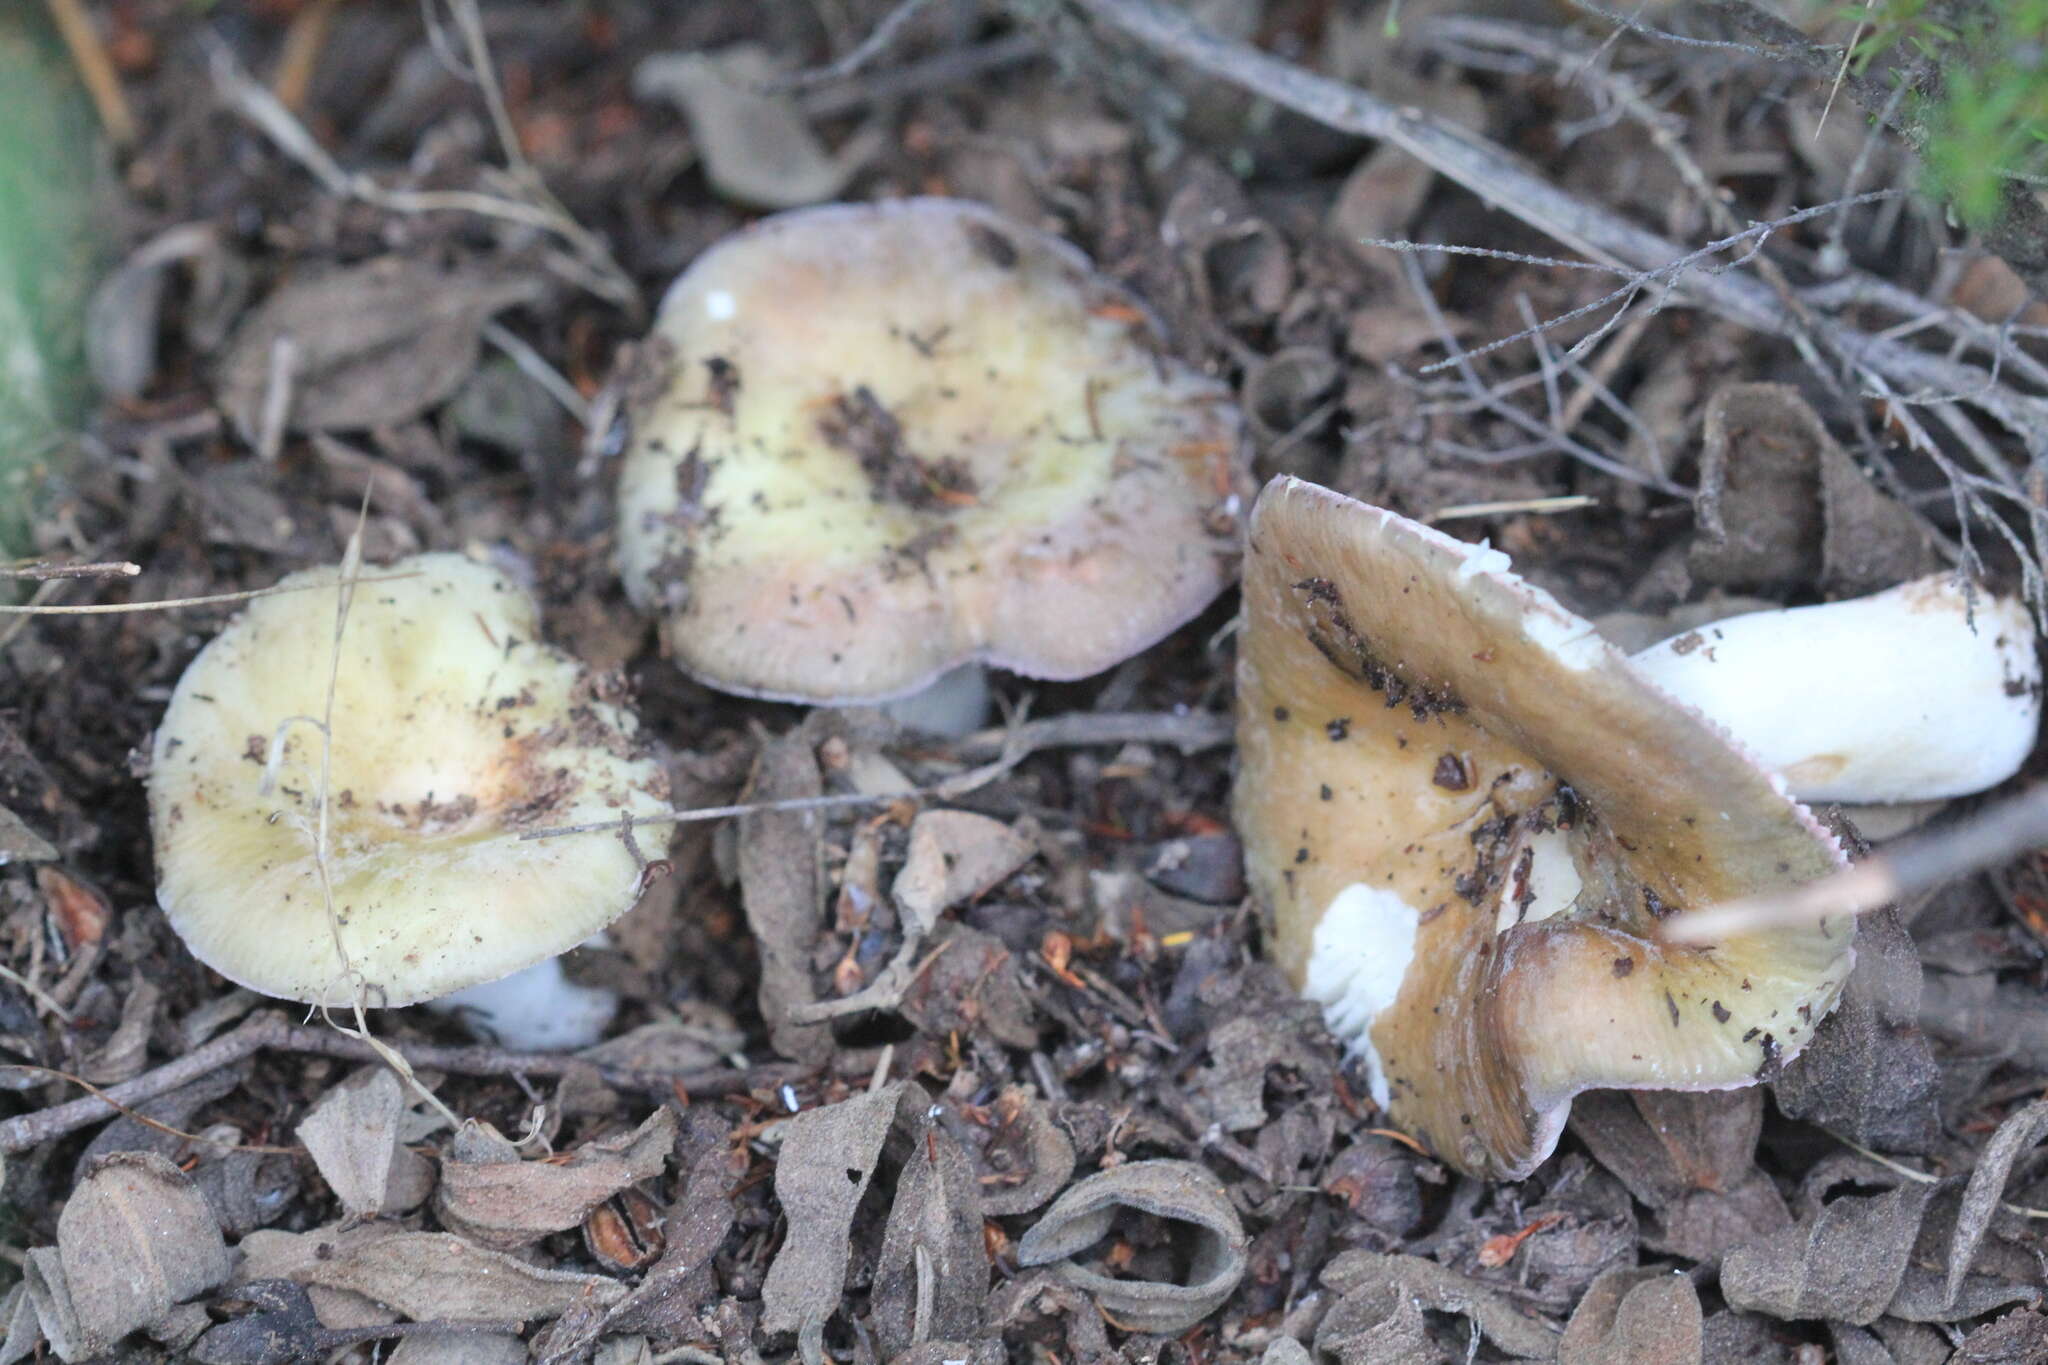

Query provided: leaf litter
[6,0,2048,1361]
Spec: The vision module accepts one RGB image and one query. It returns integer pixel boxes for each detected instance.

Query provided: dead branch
[0,1010,876,1154]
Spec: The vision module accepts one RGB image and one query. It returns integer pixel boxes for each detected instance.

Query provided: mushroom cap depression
[616,197,1245,704]
[1234,478,1855,1179]
[148,554,670,1009]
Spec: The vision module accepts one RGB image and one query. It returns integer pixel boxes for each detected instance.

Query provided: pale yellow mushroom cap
[616,197,1245,703]
[1235,477,1855,1179]
[147,554,670,1009]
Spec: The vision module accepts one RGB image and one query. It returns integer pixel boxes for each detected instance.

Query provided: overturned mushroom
[1628,576,2040,805]
[148,553,669,1042]
[616,198,1244,714]
[1234,477,1854,1179]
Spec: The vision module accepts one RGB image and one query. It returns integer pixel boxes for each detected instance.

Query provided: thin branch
[519,708,1235,841]
[0,1009,879,1154]
[769,0,941,92]
[1664,782,2048,946]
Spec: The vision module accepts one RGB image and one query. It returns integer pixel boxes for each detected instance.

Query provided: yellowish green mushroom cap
[616,197,1245,703]
[1235,477,1854,1180]
[148,553,670,1010]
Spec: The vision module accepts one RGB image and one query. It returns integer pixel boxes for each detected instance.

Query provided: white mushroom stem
[881,663,994,738]
[1628,576,2041,805]
[424,956,619,1052]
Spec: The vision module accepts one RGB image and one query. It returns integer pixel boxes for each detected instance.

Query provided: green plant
[0,4,104,562]
[1844,0,2048,224]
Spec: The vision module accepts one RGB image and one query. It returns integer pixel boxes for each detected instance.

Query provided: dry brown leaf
[1774,906,1941,1155]
[47,1152,231,1360]
[978,1089,1076,1219]
[1321,1251,1562,1360]
[577,1014,745,1075]
[1016,1159,1248,1335]
[632,46,864,210]
[1559,1267,1702,1365]
[216,259,539,441]
[236,1223,626,1322]
[436,1106,676,1251]
[295,1066,434,1219]
[1946,1098,2048,1309]
[871,1116,987,1358]
[760,1082,913,1342]
[739,729,831,1063]
[1721,1178,1934,1326]
[892,810,1035,935]
[1689,383,1936,596]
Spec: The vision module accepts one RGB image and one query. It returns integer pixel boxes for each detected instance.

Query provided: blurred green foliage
[1847,0,2048,224]
[0,4,105,560]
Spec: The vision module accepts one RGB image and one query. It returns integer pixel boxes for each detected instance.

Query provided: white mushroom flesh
[1629,575,2041,804]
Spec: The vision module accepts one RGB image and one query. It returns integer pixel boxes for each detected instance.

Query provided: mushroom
[615,198,1244,723]
[148,553,669,1048]
[1627,576,2040,805]
[1235,477,1855,1179]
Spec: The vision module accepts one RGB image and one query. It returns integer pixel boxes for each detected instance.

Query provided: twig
[1663,782,2048,946]
[270,0,342,112]
[0,561,139,582]
[0,571,419,616]
[798,31,1042,119]
[0,1009,875,1154]
[1427,495,1597,522]
[950,707,1233,760]
[769,0,941,92]
[481,321,591,426]
[519,708,1234,841]
[41,0,137,146]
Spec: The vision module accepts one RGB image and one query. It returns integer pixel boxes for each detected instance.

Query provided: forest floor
[6,1,2048,1362]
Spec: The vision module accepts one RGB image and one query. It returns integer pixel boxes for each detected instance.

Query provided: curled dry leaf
[1314,1275,1446,1365]
[597,1111,746,1341]
[48,1152,231,1360]
[295,1067,434,1220]
[761,1081,916,1340]
[979,1089,1076,1219]
[1319,1251,1563,1361]
[871,1116,988,1358]
[1773,906,1941,1154]
[1558,1267,1702,1365]
[892,809,1035,936]
[216,259,540,441]
[738,729,831,1063]
[632,45,866,209]
[1015,1159,1249,1335]
[1947,1098,2048,1311]
[435,1106,675,1250]
[1720,1179,1934,1326]
[232,1224,625,1322]
[576,1013,746,1075]
[1689,383,1937,595]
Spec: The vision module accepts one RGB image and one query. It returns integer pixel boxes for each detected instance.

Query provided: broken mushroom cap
[616,197,1245,704]
[148,553,670,1010]
[1234,477,1854,1180]
[1627,576,2040,805]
